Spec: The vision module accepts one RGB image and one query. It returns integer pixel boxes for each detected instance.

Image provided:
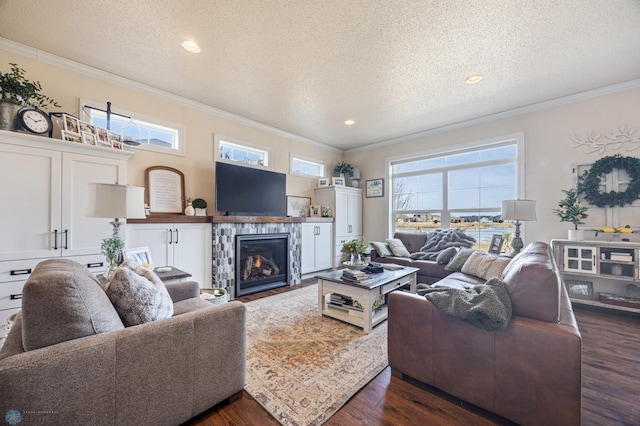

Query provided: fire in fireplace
[236,233,289,297]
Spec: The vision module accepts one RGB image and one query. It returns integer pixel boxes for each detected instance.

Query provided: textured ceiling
[1,0,639,150]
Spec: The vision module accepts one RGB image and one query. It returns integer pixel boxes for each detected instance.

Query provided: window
[214,134,270,168]
[390,137,522,250]
[80,100,184,156]
[290,154,325,178]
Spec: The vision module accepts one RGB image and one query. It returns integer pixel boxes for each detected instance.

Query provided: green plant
[553,188,588,230]
[192,198,207,209]
[333,161,354,177]
[341,237,367,255]
[182,196,192,204]
[0,63,60,108]
[100,236,124,266]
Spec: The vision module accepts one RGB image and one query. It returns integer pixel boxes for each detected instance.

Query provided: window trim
[79,99,185,156]
[213,134,271,169]
[386,133,525,237]
[289,153,326,179]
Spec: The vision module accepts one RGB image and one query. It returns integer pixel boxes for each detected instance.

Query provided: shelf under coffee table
[316,267,419,333]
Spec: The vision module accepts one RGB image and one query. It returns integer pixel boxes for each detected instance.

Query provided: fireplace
[235,233,290,297]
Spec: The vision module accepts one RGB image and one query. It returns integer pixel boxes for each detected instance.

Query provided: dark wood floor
[187,281,640,426]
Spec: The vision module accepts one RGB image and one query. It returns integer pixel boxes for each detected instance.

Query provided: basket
[200,288,228,305]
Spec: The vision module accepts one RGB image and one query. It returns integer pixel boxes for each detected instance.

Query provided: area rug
[244,284,388,426]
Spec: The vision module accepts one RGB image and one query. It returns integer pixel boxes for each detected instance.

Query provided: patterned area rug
[245,284,388,426]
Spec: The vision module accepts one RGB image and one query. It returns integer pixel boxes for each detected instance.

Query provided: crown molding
[0,37,343,154]
[347,78,640,154]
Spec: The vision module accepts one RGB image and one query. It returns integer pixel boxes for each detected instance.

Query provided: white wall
[345,86,640,245]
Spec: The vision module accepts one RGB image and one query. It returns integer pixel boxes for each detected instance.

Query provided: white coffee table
[316,267,418,333]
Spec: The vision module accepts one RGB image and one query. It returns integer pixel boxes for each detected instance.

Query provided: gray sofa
[0,258,246,426]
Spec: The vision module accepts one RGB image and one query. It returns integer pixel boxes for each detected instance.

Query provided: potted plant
[0,63,60,131]
[192,198,207,216]
[333,161,354,178]
[553,188,588,240]
[341,237,367,266]
[101,236,124,278]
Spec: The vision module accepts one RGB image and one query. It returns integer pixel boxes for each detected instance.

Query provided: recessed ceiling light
[344,120,355,125]
[465,75,483,85]
[180,40,201,53]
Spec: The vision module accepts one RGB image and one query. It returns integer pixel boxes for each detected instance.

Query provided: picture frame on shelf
[62,130,82,144]
[318,178,329,187]
[62,113,79,133]
[122,247,154,267]
[366,178,384,197]
[286,195,311,217]
[96,127,111,147]
[145,166,186,214]
[81,131,96,145]
[332,177,345,186]
[488,234,504,254]
[79,121,95,135]
[310,204,321,217]
[565,280,594,300]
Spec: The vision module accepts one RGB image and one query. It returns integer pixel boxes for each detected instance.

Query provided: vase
[184,203,195,216]
[0,99,21,131]
[568,229,584,241]
[350,253,364,266]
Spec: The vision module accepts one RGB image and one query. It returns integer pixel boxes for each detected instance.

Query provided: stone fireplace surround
[212,217,302,299]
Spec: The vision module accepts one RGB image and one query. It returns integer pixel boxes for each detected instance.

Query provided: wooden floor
[187,281,640,426]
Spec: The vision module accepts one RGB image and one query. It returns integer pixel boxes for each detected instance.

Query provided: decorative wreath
[577,154,640,208]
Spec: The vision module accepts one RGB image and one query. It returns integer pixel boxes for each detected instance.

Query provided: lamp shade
[502,199,537,221]
[87,183,146,219]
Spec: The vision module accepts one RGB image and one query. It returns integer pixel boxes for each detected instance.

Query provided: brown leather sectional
[387,242,582,425]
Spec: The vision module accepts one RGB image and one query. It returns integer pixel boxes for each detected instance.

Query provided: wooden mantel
[127,215,333,224]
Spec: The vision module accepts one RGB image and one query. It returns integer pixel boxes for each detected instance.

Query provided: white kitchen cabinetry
[0,130,132,338]
[126,222,212,288]
[315,186,363,268]
[301,222,333,274]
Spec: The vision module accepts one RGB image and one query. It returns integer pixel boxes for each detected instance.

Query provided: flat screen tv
[215,162,287,216]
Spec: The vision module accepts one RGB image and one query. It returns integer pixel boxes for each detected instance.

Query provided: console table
[551,239,640,313]
[316,267,418,333]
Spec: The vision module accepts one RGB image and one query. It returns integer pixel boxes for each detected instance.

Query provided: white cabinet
[0,131,132,338]
[301,222,333,274]
[315,186,363,267]
[126,222,212,288]
[563,245,597,275]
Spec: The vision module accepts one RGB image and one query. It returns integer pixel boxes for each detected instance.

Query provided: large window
[80,100,183,156]
[390,137,522,250]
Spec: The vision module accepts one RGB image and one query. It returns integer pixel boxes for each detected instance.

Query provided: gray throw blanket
[417,277,512,331]
[409,228,476,260]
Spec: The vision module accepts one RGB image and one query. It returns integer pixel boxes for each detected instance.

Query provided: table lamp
[501,199,537,256]
[87,183,146,238]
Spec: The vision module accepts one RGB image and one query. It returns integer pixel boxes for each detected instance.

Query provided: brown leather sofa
[388,242,582,425]
[370,232,455,284]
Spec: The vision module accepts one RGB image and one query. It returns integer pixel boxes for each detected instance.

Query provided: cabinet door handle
[175,229,179,244]
[169,229,173,244]
[10,268,32,276]
[54,229,58,250]
[86,262,104,269]
[63,230,69,249]
[10,294,22,300]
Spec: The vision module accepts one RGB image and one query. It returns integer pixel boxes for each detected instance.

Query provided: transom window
[390,138,521,250]
[80,100,183,156]
[215,135,270,167]
[290,154,325,178]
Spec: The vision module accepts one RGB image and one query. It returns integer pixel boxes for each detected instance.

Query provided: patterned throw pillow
[385,238,411,257]
[445,248,475,271]
[104,261,174,326]
[461,251,512,280]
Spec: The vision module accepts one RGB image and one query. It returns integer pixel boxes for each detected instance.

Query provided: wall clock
[17,108,53,134]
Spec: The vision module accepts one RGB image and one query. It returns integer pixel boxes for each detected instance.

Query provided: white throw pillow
[385,238,411,257]
[104,261,174,326]
[461,251,511,280]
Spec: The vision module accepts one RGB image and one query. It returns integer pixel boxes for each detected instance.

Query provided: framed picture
[109,131,122,144]
[145,166,186,214]
[79,121,95,135]
[318,178,329,187]
[111,141,124,151]
[62,130,82,144]
[122,247,154,267]
[332,177,345,186]
[565,280,594,300]
[488,234,504,254]
[309,204,321,217]
[286,195,311,217]
[81,131,96,145]
[62,113,79,133]
[366,178,384,197]
[96,127,111,147]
